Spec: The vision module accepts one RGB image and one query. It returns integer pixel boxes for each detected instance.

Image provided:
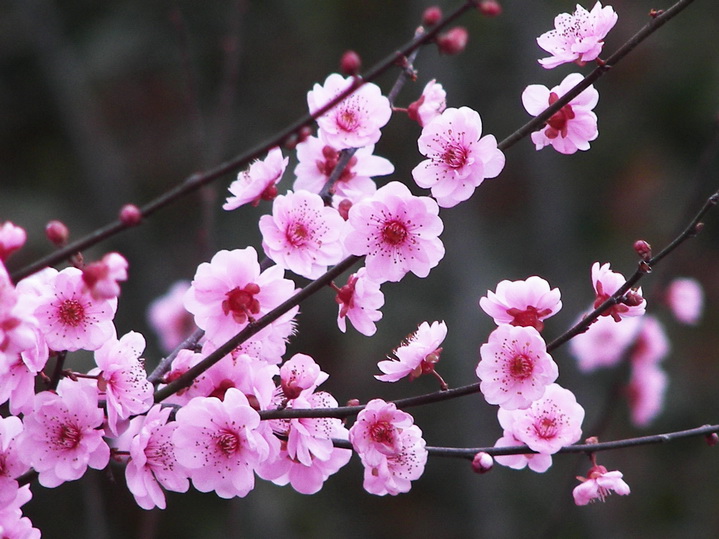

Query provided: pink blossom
[81,252,128,300]
[666,277,703,325]
[125,405,189,510]
[537,2,618,69]
[172,389,270,498]
[0,264,42,363]
[573,465,630,505]
[223,147,288,210]
[412,106,505,208]
[498,383,584,454]
[493,431,553,473]
[349,399,427,496]
[479,276,562,331]
[18,378,110,487]
[280,353,328,400]
[293,137,394,205]
[0,416,28,507]
[569,314,640,372]
[183,247,298,345]
[93,331,154,436]
[407,79,447,127]
[477,325,559,410]
[376,320,447,383]
[0,486,40,539]
[32,267,117,352]
[259,190,345,279]
[259,391,351,494]
[629,316,669,367]
[626,362,668,427]
[334,267,383,336]
[592,262,646,321]
[0,222,26,262]
[522,73,599,154]
[147,280,194,353]
[307,74,391,150]
[344,181,445,283]
[157,348,204,406]
[0,355,43,416]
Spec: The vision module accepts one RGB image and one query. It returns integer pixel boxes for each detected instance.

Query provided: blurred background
[1,0,719,537]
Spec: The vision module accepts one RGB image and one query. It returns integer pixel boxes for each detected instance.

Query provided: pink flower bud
[478,1,502,17]
[472,451,494,474]
[633,240,652,260]
[340,50,361,76]
[119,204,142,226]
[422,6,442,26]
[706,432,719,446]
[45,220,69,246]
[436,27,468,55]
[337,199,353,220]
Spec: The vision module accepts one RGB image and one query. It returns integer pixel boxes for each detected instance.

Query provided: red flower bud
[436,27,469,55]
[340,50,362,76]
[478,1,502,17]
[45,220,69,246]
[119,204,142,226]
[472,452,494,474]
[422,6,442,26]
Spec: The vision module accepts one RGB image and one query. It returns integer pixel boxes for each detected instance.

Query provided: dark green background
[1,0,719,537]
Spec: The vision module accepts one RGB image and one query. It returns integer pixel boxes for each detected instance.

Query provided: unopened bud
[45,220,69,246]
[422,6,442,26]
[633,240,652,261]
[478,1,502,17]
[472,452,493,474]
[119,204,142,226]
[340,50,362,76]
[337,199,353,220]
[623,290,644,307]
[346,398,360,407]
[436,27,468,55]
[706,432,719,446]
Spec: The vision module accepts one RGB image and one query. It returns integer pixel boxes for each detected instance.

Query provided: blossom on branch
[223,147,288,210]
[307,74,391,150]
[573,465,630,505]
[412,106,505,208]
[522,73,599,154]
[407,79,447,127]
[343,181,445,283]
[592,262,646,321]
[537,2,618,69]
[479,276,562,331]
[334,267,384,336]
[376,320,447,383]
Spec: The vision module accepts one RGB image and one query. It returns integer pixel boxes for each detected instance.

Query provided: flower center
[506,306,551,331]
[545,92,575,139]
[286,222,310,247]
[533,416,558,439]
[58,423,82,449]
[216,430,240,456]
[58,299,85,327]
[369,420,395,445]
[441,143,469,169]
[509,354,534,379]
[222,283,261,324]
[336,108,360,132]
[381,220,408,245]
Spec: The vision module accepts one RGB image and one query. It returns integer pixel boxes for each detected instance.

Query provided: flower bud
[119,204,142,226]
[633,240,652,261]
[45,220,69,246]
[340,50,361,76]
[623,290,644,307]
[478,1,502,17]
[706,432,719,446]
[471,451,493,474]
[337,199,353,221]
[436,27,468,55]
[422,6,442,26]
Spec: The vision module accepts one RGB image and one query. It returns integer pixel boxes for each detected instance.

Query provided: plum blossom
[522,73,599,154]
[407,79,447,127]
[376,321,447,383]
[592,262,646,321]
[334,267,384,336]
[184,247,297,345]
[498,383,584,454]
[147,280,194,353]
[479,276,562,331]
[626,362,668,427]
[573,465,630,505]
[92,331,154,436]
[32,267,117,352]
[537,2,618,69]
[279,353,328,400]
[0,416,28,507]
[293,137,394,205]
[259,190,345,279]
[477,325,558,410]
[493,431,553,473]
[81,252,128,300]
[18,378,110,488]
[629,316,669,367]
[0,264,41,363]
[412,106,505,208]
[223,147,288,210]
[307,74,391,150]
[172,389,271,498]
[570,314,641,372]
[0,486,40,539]
[666,277,703,325]
[125,405,189,510]
[0,222,26,261]
[349,399,427,496]
[344,181,445,283]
